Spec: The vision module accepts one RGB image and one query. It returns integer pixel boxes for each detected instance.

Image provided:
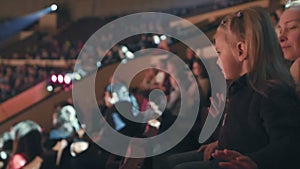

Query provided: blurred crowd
[0,0,254,102]
[0,43,212,169]
[0,32,167,102]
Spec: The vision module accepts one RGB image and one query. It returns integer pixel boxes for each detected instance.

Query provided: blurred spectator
[6,120,44,169]
[140,67,158,91]
[0,63,72,102]
[192,59,211,108]
[49,104,80,140]
[183,48,196,70]
[0,132,13,169]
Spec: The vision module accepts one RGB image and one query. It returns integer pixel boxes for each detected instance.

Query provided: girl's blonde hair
[218,7,294,95]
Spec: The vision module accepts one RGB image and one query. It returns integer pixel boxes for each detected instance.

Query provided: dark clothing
[166,150,204,169]
[212,75,300,169]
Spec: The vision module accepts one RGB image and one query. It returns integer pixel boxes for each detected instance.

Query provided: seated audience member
[49,104,80,140]
[192,59,211,109]
[277,1,300,97]
[0,132,13,169]
[152,58,171,96]
[68,128,107,169]
[47,103,81,168]
[140,67,158,91]
[183,48,196,70]
[6,121,44,169]
[166,7,300,169]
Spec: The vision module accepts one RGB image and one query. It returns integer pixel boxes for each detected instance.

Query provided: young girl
[211,6,300,169]
[168,6,300,169]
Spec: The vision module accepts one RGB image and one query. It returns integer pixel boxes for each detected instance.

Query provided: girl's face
[278,9,300,61]
[214,28,244,80]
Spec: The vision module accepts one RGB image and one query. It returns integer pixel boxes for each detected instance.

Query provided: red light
[58,74,64,83]
[64,75,71,84]
[51,75,57,83]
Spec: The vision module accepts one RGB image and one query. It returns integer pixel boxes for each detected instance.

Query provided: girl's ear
[236,41,247,62]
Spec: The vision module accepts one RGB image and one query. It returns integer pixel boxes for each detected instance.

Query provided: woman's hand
[212,149,258,169]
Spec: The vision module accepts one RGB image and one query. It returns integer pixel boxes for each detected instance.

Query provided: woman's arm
[247,87,300,169]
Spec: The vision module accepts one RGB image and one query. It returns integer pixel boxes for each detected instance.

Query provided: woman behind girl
[277,1,300,97]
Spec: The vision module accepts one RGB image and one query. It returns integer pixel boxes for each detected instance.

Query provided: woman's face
[214,28,242,80]
[278,8,300,61]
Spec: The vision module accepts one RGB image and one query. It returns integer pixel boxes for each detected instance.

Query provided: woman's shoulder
[262,81,299,104]
[264,82,295,96]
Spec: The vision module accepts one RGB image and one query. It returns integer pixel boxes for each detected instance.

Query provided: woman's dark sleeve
[247,87,300,169]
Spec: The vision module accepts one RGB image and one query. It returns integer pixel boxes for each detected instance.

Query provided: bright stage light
[73,73,82,81]
[153,35,160,45]
[64,74,72,85]
[125,51,135,59]
[58,74,64,83]
[160,35,167,40]
[47,73,74,92]
[51,4,58,11]
[46,85,54,92]
[121,46,128,53]
[51,74,57,83]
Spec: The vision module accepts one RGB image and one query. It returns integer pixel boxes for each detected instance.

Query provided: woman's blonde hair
[218,6,294,95]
